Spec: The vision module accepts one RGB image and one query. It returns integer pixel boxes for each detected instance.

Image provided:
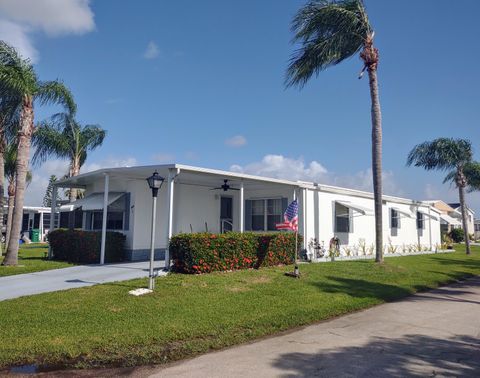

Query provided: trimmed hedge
[170,232,302,274]
[48,229,126,264]
[449,228,465,243]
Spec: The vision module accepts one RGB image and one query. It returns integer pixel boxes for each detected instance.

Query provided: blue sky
[0,0,479,212]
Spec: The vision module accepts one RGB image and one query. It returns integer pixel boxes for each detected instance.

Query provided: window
[335,202,351,233]
[247,198,285,232]
[89,211,124,231]
[391,209,400,229]
[416,211,424,229]
[475,224,480,232]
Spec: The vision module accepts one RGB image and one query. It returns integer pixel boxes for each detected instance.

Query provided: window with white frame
[247,198,285,232]
[335,202,351,233]
[391,208,400,229]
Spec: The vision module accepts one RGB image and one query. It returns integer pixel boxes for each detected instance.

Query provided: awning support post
[165,168,178,270]
[47,185,58,259]
[100,173,109,265]
[239,180,244,232]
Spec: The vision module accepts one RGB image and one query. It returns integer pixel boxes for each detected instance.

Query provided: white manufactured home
[52,164,442,264]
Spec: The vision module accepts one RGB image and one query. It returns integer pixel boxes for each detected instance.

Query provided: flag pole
[294,228,299,276]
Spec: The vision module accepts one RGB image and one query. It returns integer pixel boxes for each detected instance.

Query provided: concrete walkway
[0,260,165,301]
[143,277,480,378]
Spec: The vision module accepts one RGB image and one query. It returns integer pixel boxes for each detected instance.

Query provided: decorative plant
[358,239,367,256]
[343,245,353,257]
[387,241,397,254]
[368,244,375,255]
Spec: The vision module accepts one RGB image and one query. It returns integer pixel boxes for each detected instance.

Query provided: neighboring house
[474,219,480,241]
[52,164,442,263]
[447,203,475,236]
[425,200,462,235]
[2,206,53,242]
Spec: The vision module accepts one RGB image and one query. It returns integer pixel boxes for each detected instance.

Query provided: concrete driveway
[143,276,480,378]
[0,260,165,301]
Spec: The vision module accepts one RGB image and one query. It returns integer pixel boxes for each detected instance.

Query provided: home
[425,200,463,235]
[2,206,54,242]
[52,164,442,264]
[475,219,480,241]
[447,203,475,236]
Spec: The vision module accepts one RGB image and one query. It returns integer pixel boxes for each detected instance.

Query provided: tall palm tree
[4,142,31,247]
[286,0,384,262]
[32,113,106,201]
[0,42,76,266]
[407,138,474,254]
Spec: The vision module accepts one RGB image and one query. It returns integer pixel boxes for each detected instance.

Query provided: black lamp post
[146,171,165,290]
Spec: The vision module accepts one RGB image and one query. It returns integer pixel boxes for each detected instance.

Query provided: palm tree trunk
[363,39,384,263]
[458,184,471,254]
[68,159,80,230]
[5,189,14,248]
[3,96,33,266]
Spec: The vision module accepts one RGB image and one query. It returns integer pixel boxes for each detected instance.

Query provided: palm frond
[463,161,480,192]
[0,41,37,98]
[36,81,77,115]
[286,0,371,88]
[31,121,72,166]
[406,138,473,171]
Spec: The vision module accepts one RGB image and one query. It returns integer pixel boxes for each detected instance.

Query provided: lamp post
[146,171,165,290]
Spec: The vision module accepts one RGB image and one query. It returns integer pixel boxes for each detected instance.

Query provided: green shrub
[170,232,302,274]
[449,228,465,243]
[48,229,126,264]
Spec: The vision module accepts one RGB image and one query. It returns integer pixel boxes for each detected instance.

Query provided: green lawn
[0,245,479,371]
[0,244,72,277]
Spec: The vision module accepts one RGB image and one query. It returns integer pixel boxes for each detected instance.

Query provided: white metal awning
[418,210,438,221]
[440,214,462,226]
[59,192,125,212]
[391,207,414,218]
[336,201,374,216]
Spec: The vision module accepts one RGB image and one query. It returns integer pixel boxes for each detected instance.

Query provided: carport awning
[391,207,414,218]
[59,192,125,212]
[440,214,461,226]
[418,210,438,221]
[336,201,374,216]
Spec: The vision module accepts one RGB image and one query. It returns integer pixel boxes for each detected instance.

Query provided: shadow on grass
[271,334,480,377]
[313,275,480,305]
[312,276,413,301]
[429,256,480,269]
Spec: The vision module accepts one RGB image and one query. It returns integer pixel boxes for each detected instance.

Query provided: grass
[0,244,73,277]
[0,245,479,371]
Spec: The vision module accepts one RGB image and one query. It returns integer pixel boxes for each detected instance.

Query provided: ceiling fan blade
[228,188,240,191]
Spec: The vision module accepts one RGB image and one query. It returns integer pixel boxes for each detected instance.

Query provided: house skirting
[125,248,166,261]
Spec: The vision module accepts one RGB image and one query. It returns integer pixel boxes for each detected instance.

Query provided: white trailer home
[2,206,53,242]
[52,164,442,264]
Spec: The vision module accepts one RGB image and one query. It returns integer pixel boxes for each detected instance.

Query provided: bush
[170,232,302,274]
[48,229,126,264]
[449,228,465,243]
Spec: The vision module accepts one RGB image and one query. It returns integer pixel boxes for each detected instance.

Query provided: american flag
[276,199,298,231]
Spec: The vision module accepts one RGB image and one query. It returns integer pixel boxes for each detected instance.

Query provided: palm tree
[32,113,106,201]
[4,142,32,247]
[0,42,76,266]
[407,138,474,255]
[0,94,21,254]
[286,0,384,262]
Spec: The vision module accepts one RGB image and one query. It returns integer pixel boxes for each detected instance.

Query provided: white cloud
[0,0,95,62]
[0,19,37,61]
[230,154,404,197]
[151,153,174,163]
[144,41,160,59]
[230,154,328,182]
[225,135,247,147]
[81,156,138,173]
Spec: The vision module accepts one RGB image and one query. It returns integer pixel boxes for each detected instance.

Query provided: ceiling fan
[211,179,239,191]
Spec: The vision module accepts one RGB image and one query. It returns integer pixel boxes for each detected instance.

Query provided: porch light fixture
[147,171,165,197]
[146,171,165,290]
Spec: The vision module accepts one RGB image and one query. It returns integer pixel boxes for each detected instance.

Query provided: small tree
[43,175,61,207]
